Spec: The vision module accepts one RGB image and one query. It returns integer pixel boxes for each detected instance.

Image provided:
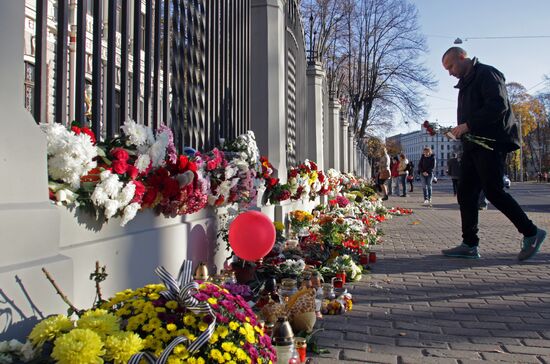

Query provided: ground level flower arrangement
[18,261,275,364]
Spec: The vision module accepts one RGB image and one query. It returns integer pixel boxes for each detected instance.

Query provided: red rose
[71,126,81,134]
[131,180,146,203]
[309,161,318,170]
[111,147,130,161]
[289,169,299,178]
[187,161,198,172]
[423,120,430,128]
[177,155,189,172]
[268,177,278,187]
[126,165,139,180]
[81,127,97,145]
[112,159,129,174]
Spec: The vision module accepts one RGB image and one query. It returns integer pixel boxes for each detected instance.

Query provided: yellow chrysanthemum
[77,309,120,338]
[166,300,179,310]
[216,325,229,339]
[104,331,144,364]
[228,322,239,331]
[198,322,209,332]
[166,323,177,332]
[51,328,105,364]
[183,314,196,326]
[28,315,73,347]
[273,221,285,231]
[207,297,218,305]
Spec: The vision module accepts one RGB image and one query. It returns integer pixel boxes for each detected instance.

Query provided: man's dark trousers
[458,147,537,246]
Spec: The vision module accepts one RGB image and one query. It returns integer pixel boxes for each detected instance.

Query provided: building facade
[387,126,461,177]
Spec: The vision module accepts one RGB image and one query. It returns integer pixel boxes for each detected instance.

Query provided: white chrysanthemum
[232,158,249,171]
[121,120,148,147]
[218,180,233,197]
[118,183,136,206]
[120,202,140,226]
[103,199,120,219]
[135,154,151,173]
[91,186,109,206]
[224,165,238,179]
[102,174,123,197]
[41,123,97,188]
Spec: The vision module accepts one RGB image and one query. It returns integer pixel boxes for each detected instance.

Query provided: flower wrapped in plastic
[422,120,495,150]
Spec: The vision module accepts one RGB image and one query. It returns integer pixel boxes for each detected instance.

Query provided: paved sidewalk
[313,181,550,363]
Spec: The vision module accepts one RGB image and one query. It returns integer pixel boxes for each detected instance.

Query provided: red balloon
[229,210,276,261]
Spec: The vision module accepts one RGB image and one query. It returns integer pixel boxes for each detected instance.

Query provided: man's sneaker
[518,228,546,261]
[442,243,480,259]
[423,199,429,205]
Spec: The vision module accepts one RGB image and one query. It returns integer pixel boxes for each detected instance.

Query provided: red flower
[111,147,130,162]
[131,181,146,203]
[81,127,97,144]
[177,155,189,172]
[142,187,159,206]
[423,120,430,128]
[71,125,81,134]
[81,167,102,183]
[309,161,318,170]
[268,177,278,187]
[112,159,129,174]
[126,165,139,180]
[187,161,198,172]
[289,169,299,178]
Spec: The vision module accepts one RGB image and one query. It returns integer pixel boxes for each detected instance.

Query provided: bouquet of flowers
[24,261,276,364]
[288,210,314,236]
[422,120,495,150]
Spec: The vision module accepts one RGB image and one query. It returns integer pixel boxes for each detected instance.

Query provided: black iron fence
[284,0,306,167]
[29,0,249,152]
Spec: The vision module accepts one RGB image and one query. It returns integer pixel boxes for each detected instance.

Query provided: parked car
[503,175,511,188]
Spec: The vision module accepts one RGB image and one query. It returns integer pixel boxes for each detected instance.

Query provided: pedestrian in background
[440,47,546,261]
[390,155,400,196]
[398,153,409,197]
[418,147,435,204]
[378,147,391,201]
[447,153,461,196]
[406,161,415,192]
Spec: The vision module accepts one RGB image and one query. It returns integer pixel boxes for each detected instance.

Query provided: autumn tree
[506,82,548,176]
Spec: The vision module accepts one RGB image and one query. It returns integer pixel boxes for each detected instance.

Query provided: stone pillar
[348,129,355,173]
[306,61,325,169]
[326,96,341,170]
[340,116,349,173]
[250,0,287,181]
[0,1,72,340]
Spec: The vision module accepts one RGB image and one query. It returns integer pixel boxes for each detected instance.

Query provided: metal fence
[284,0,306,167]
[29,0,249,152]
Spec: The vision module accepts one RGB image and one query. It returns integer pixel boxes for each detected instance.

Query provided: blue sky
[386,0,550,137]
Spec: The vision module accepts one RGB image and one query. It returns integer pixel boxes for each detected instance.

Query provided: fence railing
[28,0,249,152]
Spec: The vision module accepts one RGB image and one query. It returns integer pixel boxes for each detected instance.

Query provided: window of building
[24,61,35,115]
[431,144,434,150]
[87,0,93,16]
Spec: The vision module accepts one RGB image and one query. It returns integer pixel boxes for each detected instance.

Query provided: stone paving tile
[310,182,550,363]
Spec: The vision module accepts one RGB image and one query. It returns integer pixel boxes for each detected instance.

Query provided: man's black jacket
[455,58,520,152]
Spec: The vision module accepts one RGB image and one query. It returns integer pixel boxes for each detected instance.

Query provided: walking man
[441,47,546,261]
[446,153,460,196]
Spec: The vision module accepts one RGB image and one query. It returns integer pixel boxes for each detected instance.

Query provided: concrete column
[250,0,288,182]
[306,61,325,169]
[348,129,355,173]
[0,1,71,340]
[340,116,349,173]
[326,96,341,170]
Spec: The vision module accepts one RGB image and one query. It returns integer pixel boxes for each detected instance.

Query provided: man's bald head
[442,47,467,62]
[442,47,472,79]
